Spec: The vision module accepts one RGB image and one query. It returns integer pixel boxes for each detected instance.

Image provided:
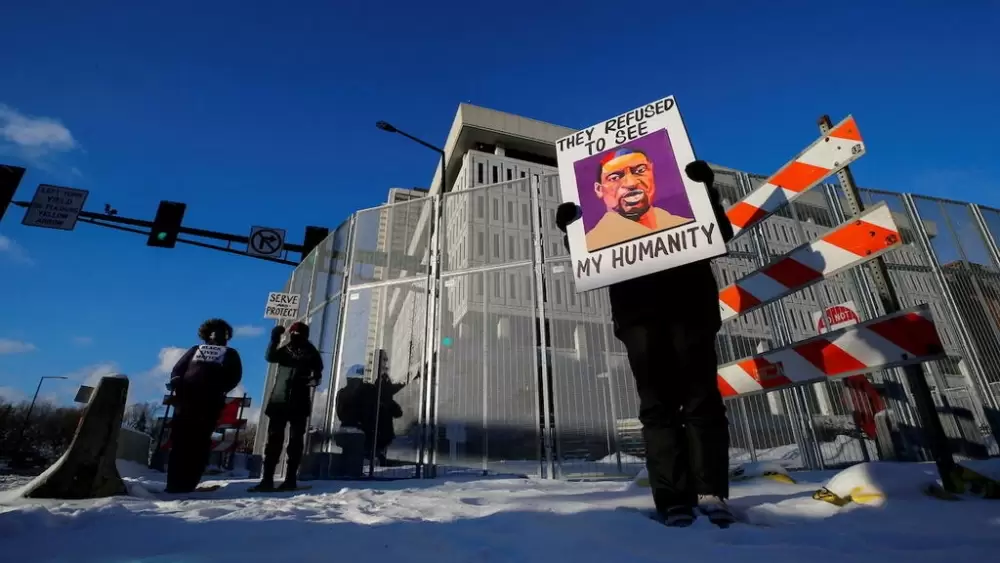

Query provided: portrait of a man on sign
[573,129,694,252]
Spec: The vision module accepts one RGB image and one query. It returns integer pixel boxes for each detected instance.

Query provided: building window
[549,208,556,228]
[506,169,512,181]
[492,166,498,183]
[509,274,517,299]
[476,275,484,296]
[569,289,576,307]
[477,163,484,184]
[507,201,514,224]
[476,232,484,257]
[476,196,484,218]
[493,234,500,258]
[554,283,563,305]
[494,274,502,298]
[525,276,532,297]
[492,199,499,221]
[547,182,554,198]
[522,203,529,226]
[520,171,526,179]
[523,238,531,259]
[508,235,515,259]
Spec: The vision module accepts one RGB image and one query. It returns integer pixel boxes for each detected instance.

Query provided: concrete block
[21,376,129,499]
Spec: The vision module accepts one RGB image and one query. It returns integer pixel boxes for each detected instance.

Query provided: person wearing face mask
[255,321,324,491]
[165,318,243,494]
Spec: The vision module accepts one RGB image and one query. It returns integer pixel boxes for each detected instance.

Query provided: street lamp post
[375,121,446,195]
[13,376,69,458]
[375,120,446,477]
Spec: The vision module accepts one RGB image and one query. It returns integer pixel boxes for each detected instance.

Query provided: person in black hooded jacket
[556,160,735,528]
[256,321,323,491]
[165,318,243,493]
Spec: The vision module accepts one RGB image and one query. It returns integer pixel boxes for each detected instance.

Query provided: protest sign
[555,95,727,292]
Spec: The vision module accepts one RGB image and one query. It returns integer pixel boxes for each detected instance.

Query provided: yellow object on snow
[729,462,796,485]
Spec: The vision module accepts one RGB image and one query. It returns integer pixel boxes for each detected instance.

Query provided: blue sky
[1,1,998,413]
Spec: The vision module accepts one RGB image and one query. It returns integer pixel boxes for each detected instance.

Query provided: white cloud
[0,104,76,153]
[233,325,265,338]
[155,346,188,375]
[0,338,37,355]
[79,363,121,387]
[0,386,27,403]
[72,336,94,347]
[0,234,34,266]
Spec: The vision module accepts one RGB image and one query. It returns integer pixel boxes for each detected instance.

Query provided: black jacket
[608,183,735,335]
[170,344,243,407]
[264,339,324,418]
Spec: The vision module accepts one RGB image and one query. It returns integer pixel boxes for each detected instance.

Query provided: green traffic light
[156,232,167,241]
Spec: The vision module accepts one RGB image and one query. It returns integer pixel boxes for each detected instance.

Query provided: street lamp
[374,121,446,195]
[375,120,447,477]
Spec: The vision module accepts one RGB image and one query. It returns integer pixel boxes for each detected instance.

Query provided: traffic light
[0,165,26,223]
[147,200,186,248]
[302,225,329,259]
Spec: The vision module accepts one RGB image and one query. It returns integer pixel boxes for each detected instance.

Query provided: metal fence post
[903,194,1000,445]
[596,303,622,473]
[324,216,358,454]
[482,272,490,474]
[418,194,444,478]
[530,175,555,479]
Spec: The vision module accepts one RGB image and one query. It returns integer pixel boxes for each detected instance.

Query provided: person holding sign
[165,318,243,494]
[255,321,323,492]
[557,160,735,527]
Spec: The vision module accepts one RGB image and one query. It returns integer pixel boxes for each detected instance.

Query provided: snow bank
[814,462,940,507]
[2,465,999,562]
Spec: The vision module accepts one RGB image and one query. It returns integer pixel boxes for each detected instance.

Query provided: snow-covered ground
[1,460,998,563]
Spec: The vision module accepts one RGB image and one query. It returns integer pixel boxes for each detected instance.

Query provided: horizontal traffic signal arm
[10,200,306,266]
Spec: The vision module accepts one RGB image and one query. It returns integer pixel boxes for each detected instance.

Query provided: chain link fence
[260,166,1000,480]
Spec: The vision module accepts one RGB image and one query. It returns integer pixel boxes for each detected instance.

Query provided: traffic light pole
[818,114,960,493]
[10,200,308,266]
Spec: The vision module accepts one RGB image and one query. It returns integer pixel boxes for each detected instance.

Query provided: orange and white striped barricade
[716,304,946,398]
[718,202,900,322]
[727,116,865,238]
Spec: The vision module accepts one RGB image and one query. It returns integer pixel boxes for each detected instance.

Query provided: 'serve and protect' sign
[555,95,727,292]
[264,292,300,320]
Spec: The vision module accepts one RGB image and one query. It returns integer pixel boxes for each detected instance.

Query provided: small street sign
[22,184,88,231]
[248,226,286,258]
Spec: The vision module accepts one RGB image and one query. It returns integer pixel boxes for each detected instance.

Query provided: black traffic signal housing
[0,165,26,223]
[302,225,329,259]
[148,201,187,248]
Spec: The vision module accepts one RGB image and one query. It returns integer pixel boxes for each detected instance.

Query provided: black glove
[270,326,285,341]
[555,202,581,233]
[686,160,734,243]
[685,160,714,187]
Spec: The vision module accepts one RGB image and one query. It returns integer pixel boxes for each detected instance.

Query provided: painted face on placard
[594,149,656,220]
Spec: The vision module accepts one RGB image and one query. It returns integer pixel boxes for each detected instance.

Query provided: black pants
[167,403,221,492]
[263,413,308,479]
[616,322,730,509]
